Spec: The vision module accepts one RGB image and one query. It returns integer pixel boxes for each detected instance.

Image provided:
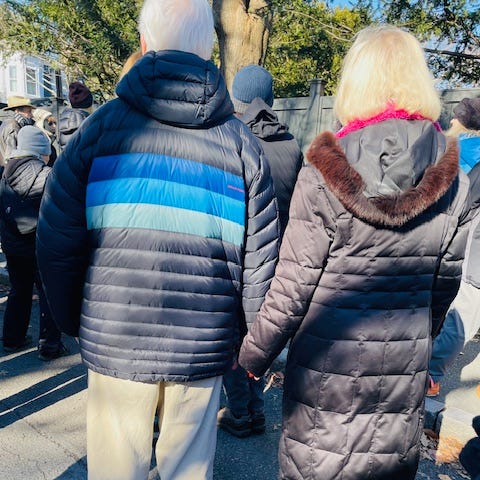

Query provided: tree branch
[424,47,480,60]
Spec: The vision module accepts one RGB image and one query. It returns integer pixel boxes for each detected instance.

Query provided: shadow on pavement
[54,456,88,480]
[0,362,87,428]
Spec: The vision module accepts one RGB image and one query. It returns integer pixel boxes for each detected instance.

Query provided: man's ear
[140,35,148,55]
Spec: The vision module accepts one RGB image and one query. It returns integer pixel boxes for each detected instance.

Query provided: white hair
[138,0,214,60]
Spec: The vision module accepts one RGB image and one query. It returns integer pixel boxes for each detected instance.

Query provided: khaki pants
[87,370,222,480]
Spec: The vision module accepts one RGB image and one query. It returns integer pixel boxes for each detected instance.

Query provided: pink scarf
[336,104,442,138]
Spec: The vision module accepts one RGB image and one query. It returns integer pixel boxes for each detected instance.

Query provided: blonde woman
[119,50,142,81]
[239,25,470,480]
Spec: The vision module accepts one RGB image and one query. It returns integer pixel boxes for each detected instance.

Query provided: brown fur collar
[306,131,459,227]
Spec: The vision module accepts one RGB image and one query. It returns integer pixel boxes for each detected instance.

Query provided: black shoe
[3,334,32,352]
[251,412,266,434]
[38,342,69,361]
[217,407,251,438]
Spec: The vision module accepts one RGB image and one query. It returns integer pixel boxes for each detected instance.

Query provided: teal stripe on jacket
[86,203,245,246]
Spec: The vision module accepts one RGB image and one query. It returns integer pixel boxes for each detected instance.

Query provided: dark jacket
[0,117,22,165]
[0,153,51,256]
[241,98,302,235]
[37,50,279,383]
[58,107,90,149]
[240,120,469,480]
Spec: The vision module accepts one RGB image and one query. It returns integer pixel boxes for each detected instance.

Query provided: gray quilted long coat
[239,120,470,480]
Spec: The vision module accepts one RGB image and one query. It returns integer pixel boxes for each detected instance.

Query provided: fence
[273,80,480,153]
[1,82,479,154]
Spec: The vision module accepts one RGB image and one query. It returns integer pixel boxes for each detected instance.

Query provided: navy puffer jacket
[37,50,279,382]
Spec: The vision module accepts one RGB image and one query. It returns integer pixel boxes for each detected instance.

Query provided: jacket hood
[241,97,288,140]
[116,50,234,128]
[307,122,459,227]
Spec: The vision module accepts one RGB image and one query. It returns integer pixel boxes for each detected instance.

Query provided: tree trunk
[212,0,273,90]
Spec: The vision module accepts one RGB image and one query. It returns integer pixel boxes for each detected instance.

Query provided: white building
[0,52,67,105]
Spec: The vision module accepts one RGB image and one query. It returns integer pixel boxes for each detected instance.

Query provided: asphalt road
[0,289,474,480]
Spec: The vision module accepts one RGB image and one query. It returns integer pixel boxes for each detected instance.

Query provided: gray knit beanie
[17,126,51,157]
[231,65,274,114]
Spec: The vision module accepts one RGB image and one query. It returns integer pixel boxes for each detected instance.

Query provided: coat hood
[116,50,234,128]
[240,97,288,140]
[307,121,459,227]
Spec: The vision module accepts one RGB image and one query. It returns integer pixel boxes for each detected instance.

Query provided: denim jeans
[2,254,61,348]
[222,363,265,417]
[430,281,480,382]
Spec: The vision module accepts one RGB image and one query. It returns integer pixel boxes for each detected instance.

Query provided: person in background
[0,96,35,165]
[218,64,302,438]
[0,126,66,360]
[239,25,470,480]
[36,0,279,479]
[33,108,58,166]
[119,51,143,81]
[427,97,480,397]
[58,81,93,150]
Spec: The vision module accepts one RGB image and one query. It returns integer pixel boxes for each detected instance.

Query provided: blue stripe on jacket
[86,153,246,245]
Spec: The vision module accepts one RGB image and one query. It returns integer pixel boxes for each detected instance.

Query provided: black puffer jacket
[241,98,303,234]
[58,107,89,149]
[240,120,469,480]
[0,153,50,256]
[37,50,279,383]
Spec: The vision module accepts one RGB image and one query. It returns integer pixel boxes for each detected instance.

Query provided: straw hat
[2,95,34,111]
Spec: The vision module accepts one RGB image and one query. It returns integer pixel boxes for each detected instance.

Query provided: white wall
[0,52,60,103]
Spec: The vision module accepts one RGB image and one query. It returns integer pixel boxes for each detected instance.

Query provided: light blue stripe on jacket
[86,203,245,246]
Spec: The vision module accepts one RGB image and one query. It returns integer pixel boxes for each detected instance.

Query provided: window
[8,65,17,92]
[43,65,55,97]
[25,66,38,96]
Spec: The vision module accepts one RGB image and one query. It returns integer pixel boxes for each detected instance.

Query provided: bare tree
[212,0,273,89]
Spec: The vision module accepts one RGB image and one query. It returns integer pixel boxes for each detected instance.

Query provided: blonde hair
[334,25,441,126]
[119,51,143,81]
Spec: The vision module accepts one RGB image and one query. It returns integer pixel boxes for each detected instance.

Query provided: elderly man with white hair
[36,1,279,479]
